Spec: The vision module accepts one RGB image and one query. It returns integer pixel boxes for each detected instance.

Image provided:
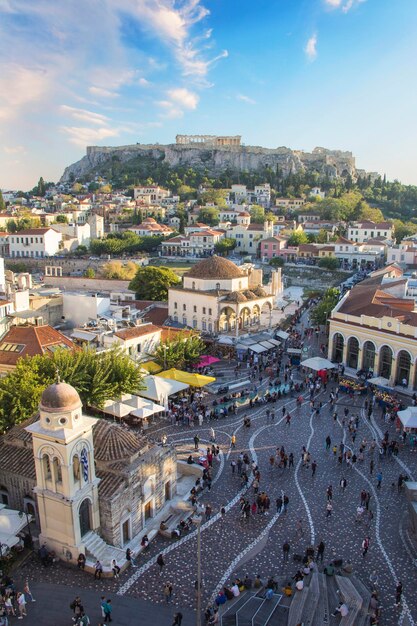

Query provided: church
[168,255,282,335]
[0,379,177,569]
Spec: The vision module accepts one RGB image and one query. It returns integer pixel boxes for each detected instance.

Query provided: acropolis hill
[60,135,369,182]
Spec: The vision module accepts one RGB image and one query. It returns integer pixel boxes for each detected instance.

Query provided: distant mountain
[60,141,374,184]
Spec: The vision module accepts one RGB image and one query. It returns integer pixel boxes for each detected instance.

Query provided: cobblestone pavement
[20,317,417,625]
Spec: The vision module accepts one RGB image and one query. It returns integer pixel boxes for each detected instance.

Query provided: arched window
[73,455,81,482]
[396,350,411,386]
[53,458,62,484]
[379,345,393,379]
[192,281,196,290]
[42,455,51,481]
[362,341,376,372]
[347,337,359,370]
[332,333,344,363]
[216,283,220,290]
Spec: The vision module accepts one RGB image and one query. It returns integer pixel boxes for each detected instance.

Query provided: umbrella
[102,402,133,419]
[197,355,220,368]
[139,375,189,403]
[301,357,336,371]
[130,403,165,419]
[367,376,391,388]
[157,368,216,387]
[140,361,163,374]
[397,407,417,430]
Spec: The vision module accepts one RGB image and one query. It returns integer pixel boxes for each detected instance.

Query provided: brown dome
[40,382,82,412]
[186,256,243,280]
[225,291,247,303]
[253,285,267,297]
[242,290,257,300]
[93,419,146,462]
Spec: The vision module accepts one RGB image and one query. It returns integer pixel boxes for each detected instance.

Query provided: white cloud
[138,77,151,87]
[305,33,318,61]
[0,64,51,120]
[236,94,256,105]
[89,86,119,98]
[3,145,26,154]
[60,125,120,147]
[324,0,366,11]
[167,87,199,110]
[60,105,110,125]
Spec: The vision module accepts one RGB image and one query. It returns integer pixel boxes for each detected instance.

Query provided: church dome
[40,381,82,412]
[225,291,247,303]
[93,419,146,462]
[186,256,244,280]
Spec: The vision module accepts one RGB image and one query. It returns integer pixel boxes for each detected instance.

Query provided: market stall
[139,375,189,404]
[157,368,216,388]
[196,355,220,368]
[339,377,367,395]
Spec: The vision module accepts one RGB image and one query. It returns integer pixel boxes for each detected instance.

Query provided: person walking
[231,460,236,474]
[16,592,27,620]
[311,461,317,477]
[296,519,304,538]
[231,434,236,449]
[362,536,370,557]
[172,611,183,625]
[157,553,165,574]
[111,559,120,578]
[282,541,290,562]
[126,548,136,568]
[325,435,331,451]
[394,581,403,608]
[317,540,325,562]
[194,435,200,451]
[376,471,382,489]
[164,583,173,604]
[23,580,35,602]
[103,599,112,623]
[326,502,333,518]
[94,560,103,579]
[339,477,347,493]
[283,494,289,513]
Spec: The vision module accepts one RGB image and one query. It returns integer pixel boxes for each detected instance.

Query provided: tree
[74,245,88,256]
[250,205,265,224]
[36,177,46,196]
[198,207,220,226]
[102,260,137,280]
[129,266,180,301]
[56,214,68,223]
[214,238,236,256]
[269,257,284,267]
[0,190,5,211]
[200,189,227,206]
[316,229,329,243]
[287,231,309,246]
[318,257,339,270]
[310,288,340,325]
[6,219,17,233]
[153,333,205,370]
[392,219,417,243]
[83,268,95,278]
[0,348,143,432]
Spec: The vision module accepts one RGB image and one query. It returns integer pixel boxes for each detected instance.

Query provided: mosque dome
[186,255,244,280]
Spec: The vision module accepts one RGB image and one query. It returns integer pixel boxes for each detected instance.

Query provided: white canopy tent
[367,376,392,388]
[102,401,133,419]
[124,395,165,418]
[397,407,417,431]
[301,357,336,371]
[0,504,32,554]
[138,375,189,404]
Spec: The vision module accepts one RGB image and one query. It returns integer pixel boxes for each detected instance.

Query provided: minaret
[26,375,100,561]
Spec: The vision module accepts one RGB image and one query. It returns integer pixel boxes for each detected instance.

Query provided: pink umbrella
[197,355,221,368]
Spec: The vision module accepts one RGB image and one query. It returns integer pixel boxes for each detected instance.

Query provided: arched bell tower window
[73,455,81,483]
[42,455,51,481]
[53,458,62,484]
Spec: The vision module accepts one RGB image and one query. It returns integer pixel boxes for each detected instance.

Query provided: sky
[1,0,417,190]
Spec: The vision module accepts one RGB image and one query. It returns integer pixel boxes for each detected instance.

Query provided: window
[30,237,33,243]
[202,321,207,330]
[183,304,186,311]
[208,308,212,315]
[35,237,38,243]
[202,307,206,314]
[40,237,43,243]
[216,283,220,290]
[193,305,197,313]
[42,455,51,480]
[192,281,196,290]
[193,320,197,328]
[182,317,187,325]
[73,455,80,482]
[137,343,142,352]
[174,302,177,309]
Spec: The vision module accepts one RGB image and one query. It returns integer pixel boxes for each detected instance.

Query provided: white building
[63,293,111,328]
[347,221,394,243]
[9,228,62,258]
[102,323,162,359]
[133,186,171,205]
[161,229,225,257]
[228,220,274,255]
[387,242,417,267]
[130,218,174,237]
[53,223,91,248]
[334,236,386,269]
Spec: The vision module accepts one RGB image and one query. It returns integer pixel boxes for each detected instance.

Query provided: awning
[71,329,98,341]
[0,504,32,552]
[367,376,391,388]
[139,375,189,403]
[275,329,289,340]
[249,344,268,354]
[259,341,276,350]
[267,338,281,347]
[197,355,220,368]
[157,368,216,387]
[397,407,417,430]
[217,336,235,345]
[140,360,163,374]
[102,401,133,419]
[301,357,336,371]
[236,343,249,352]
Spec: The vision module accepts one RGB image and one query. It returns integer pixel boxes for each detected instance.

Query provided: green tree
[392,219,417,243]
[198,207,220,226]
[200,189,227,206]
[0,348,143,431]
[214,238,237,256]
[310,288,340,325]
[6,219,17,233]
[317,257,339,270]
[316,229,329,243]
[269,257,284,267]
[287,231,309,246]
[74,245,88,256]
[153,334,205,370]
[36,176,46,196]
[0,190,6,211]
[129,266,181,301]
[250,205,265,224]
[83,268,95,278]
[55,214,68,223]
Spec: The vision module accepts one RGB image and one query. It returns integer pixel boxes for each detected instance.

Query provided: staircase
[83,531,126,570]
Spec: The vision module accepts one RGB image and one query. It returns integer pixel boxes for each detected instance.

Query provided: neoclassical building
[168,256,282,335]
[0,380,177,567]
[328,265,417,389]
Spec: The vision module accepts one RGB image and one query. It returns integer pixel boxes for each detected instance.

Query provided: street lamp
[18,510,33,548]
[192,514,203,626]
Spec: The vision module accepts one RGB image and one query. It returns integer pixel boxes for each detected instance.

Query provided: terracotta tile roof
[354,221,393,229]
[0,443,36,479]
[97,470,126,499]
[160,326,194,341]
[12,228,58,235]
[247,224,266,231]
[94,419,148,462]
[0,325,76,367]
[119,300,155,311]
[144,306,169,327]
[335,236,354,244]
[114,324,161,341]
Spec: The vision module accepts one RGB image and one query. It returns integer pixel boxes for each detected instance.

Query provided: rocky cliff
[60,142,358,183]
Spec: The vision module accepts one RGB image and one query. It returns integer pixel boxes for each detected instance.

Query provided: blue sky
[1,0,417,189]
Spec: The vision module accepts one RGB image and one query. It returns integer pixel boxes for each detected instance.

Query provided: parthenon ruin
[175,135,241,147]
